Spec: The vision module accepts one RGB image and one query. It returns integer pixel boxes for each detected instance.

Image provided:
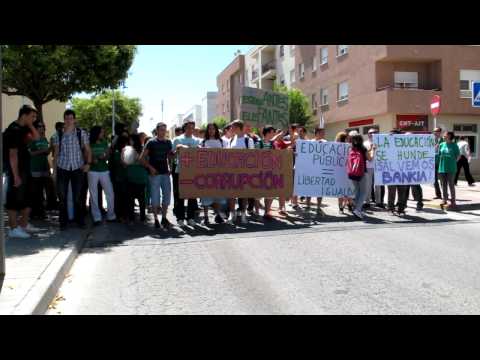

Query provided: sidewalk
[0,213,91,315]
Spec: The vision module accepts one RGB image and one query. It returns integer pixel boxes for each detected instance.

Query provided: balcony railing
[262,60,276,74]
[377,85,441,92]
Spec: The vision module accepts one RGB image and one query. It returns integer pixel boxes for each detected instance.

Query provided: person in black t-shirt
[3,105,40,238]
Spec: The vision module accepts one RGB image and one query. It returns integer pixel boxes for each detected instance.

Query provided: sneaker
[214,214,225,224]
[352,210,364,220]
[8,227,31,239]
[339,207,344,214]
[240,213,248,224]
[227,214,237,225]
[416,203,424,211]
[22,223,42,233]
[187,219,197,227]
[154,219,161,229]
[161,218,172,229]
[177,219,185,227]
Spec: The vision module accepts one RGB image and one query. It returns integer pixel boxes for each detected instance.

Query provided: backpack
[58,128,83,156]
[347,148,366,181]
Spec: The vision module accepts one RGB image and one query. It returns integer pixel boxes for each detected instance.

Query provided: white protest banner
[294,140,355,198]
[372,134,435,186]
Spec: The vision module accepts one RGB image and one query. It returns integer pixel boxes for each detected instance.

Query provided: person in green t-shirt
[433,127,445,199]
[87,126,116,225]
[28,120,52,219]
[438,131,461,209]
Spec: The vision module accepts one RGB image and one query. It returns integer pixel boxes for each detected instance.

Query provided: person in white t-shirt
[221,124,233,144]
[227,120,254,225]
[200,123,228,225]
[455,136,475,186]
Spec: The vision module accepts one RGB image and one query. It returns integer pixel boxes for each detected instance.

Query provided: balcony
[377,85,443,114]
[251,69,259,82]
[261,60,276,80]
[376,84,441,92]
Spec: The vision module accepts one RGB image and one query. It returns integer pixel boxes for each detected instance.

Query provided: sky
[120,45,252,133]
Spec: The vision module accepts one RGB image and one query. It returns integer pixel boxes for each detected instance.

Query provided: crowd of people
[2,104,476,238]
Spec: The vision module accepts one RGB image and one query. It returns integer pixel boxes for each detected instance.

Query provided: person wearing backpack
[52,109,92,230]
[347,134,374,220]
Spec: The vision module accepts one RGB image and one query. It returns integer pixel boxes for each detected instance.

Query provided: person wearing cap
[433,127,444,199]
[404,132,424,211]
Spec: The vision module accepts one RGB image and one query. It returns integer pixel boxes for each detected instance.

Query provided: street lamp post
[1,44,6,290]
[112,89,115,140]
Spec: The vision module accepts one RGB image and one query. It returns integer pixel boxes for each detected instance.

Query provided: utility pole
[1,44,6,291]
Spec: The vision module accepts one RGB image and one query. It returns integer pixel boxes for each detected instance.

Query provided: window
[454,124,478,133]
[337,45,349,57]
[320,88,329,106]
[454,123,478,159]
[290,69,296,83]
[299,63,305,79]
[338,81,349,101]
[311,93,317,109]
[280,45,285,57]
[312,57,317,72]
[460,70,480,98]
[394,72,418,89]
[321,47,328,65]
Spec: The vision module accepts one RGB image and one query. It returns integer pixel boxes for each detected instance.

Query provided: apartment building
[294,45,480,174]
[2,94,66,140]
[244,45,296,90]
[181,105,202,128]
[201,91,218,125]
[216,54,245,121]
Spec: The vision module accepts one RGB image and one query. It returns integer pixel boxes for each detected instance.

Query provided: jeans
[113,180,128,220]
[439,173,456,202]
[57,167,85,226]
[455,155,475,185]
[88,171,116,222]
[408,185,424,207]
[352,175,369,213]
[149,174,171,207]
[387,185,409,211]
[30,176,48,217]
[172,172,179,216]
[127,182,146,221]
[434,161,442,198]
[173,173,197,221]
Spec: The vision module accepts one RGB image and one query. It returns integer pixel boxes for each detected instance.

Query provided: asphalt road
[47,196,480,315]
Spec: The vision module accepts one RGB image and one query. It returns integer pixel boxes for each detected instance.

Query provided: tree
[71,91,142,138]
[212,116,229,130]
[273,84,314,129]
[1,45,137,121]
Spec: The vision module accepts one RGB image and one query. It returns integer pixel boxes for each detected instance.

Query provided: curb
[11,227,92,315]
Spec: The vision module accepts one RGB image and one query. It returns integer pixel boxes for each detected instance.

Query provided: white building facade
[201,92,218,125]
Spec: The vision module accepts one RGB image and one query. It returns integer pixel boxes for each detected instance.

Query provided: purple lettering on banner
[245,153,258,168]
[272,175,284,189]
[197,149,208,169]
[193,175,206,189]
[249,173,262,188]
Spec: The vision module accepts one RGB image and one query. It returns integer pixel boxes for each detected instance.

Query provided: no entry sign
[430,95,441,116]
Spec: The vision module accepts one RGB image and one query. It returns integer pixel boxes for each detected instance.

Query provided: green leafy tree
[212,116,229,130]
[273,84,314,129]
[72,91,142,138]
[1,45,137,120]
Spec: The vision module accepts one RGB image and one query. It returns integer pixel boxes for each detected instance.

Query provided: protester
[193,127,201,138]
[438,131,461,209]
[87,126,116,226]
[403,132,424,211]
[306,126,327,213]
[222,124,233,143]
[347,134,374,220]
[4,105,40,238]
[455,136,475,186]
[111,135,130,223]
[172,120,200,227]
[227,120,255,225]
[139,122,173,229]
[335,131,350,214]
[386,129,409,215]
[125,134,149,225]
[199,123,228,224]
[28,120,52,220]
[433,127,444,199]
[364,128,386,209]
[245,124,261,218]
[52,109,91,230]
